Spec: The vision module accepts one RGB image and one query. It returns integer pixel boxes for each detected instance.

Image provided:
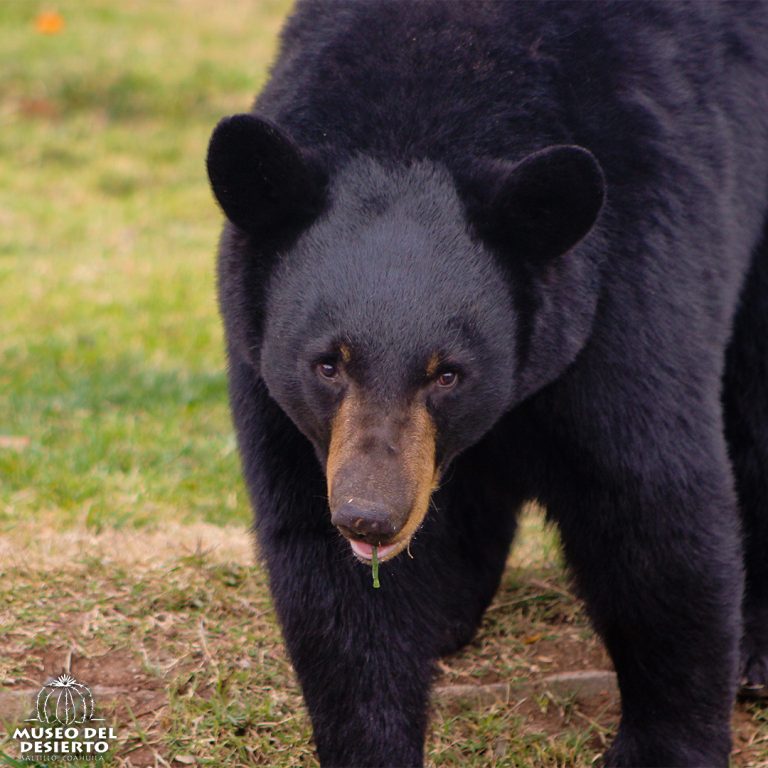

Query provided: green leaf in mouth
[371,545,380,589]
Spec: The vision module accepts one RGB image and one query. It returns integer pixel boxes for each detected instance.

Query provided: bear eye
[316,361,339,380]
[435,370,459,389]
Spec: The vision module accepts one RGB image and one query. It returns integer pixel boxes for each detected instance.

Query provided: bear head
[207,114,604,563]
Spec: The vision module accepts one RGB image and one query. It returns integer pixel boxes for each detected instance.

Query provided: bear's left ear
[462,145,605,264]
[207,113,327,239]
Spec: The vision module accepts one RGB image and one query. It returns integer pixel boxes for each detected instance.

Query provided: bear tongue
[349,540,397,560]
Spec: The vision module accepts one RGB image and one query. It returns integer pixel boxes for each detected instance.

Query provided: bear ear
[463,145,605,264]
[206,114,327,239]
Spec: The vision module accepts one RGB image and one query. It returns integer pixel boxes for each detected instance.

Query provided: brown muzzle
[327,388,438,559]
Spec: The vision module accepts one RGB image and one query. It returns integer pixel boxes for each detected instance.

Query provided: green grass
[1,511,765,767]
[0,518,615,768]
[0,0,291,531]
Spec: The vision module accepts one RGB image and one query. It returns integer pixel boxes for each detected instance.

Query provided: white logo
[29,674,102,725]
[8,674,117,761]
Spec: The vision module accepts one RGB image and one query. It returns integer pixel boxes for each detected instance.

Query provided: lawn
[0,3,766,767]
[0,0,289,532]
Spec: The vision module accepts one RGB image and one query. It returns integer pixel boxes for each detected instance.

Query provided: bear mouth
[348,539,402,562]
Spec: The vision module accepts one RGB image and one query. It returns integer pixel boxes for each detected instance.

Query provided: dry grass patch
[1,510,766,766]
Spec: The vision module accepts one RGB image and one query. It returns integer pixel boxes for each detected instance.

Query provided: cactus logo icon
[30,674,102,725]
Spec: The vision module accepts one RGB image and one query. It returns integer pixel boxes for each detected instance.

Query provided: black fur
[207,2,768,766]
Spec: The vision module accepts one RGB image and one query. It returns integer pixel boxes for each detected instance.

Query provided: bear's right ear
[206,114,327,239]
[460,145,605,265]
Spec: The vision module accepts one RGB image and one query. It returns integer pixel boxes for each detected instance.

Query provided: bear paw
[740,611,768,700]
[740,651,768,699]
[604,727,730,767]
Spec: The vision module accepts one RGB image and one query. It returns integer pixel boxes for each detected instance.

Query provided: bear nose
[331,500,397,543]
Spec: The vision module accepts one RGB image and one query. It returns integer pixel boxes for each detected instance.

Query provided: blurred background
[1,1,290,538]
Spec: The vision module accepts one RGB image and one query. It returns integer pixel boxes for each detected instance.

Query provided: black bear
[206,1,768,765]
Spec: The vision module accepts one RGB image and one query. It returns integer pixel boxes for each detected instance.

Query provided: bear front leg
[722,224,768,697]
[229,371,427,765]
[264,531,436,767]
[547,429,743,767]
